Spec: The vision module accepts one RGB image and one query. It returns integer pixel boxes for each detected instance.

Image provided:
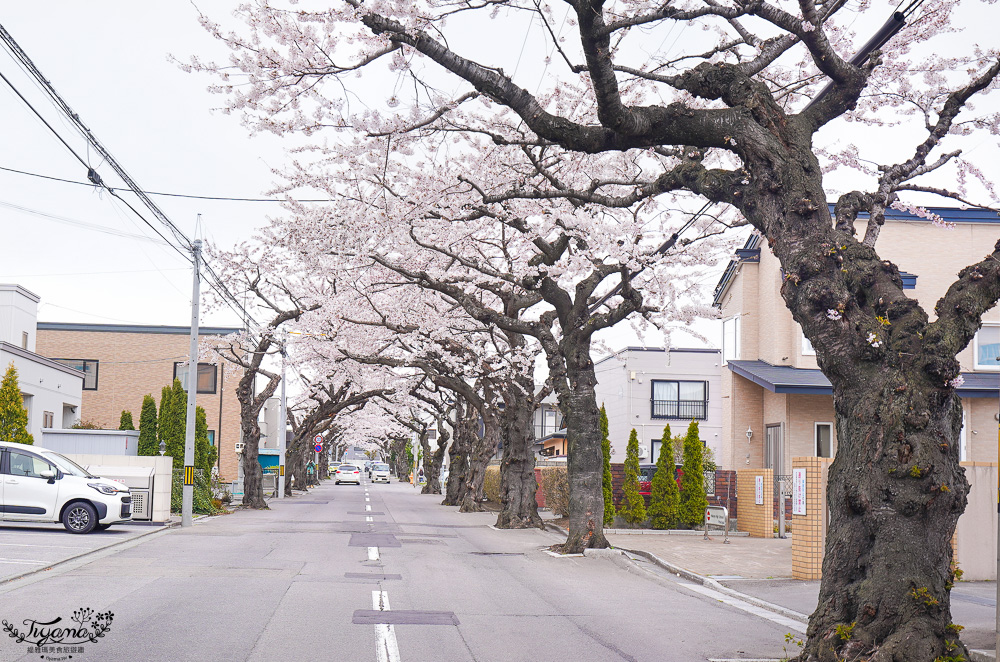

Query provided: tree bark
[420,426,447,495]
[459,410,500,513]
[442,403,472,506]
[552,335,609,552]
[495,374,542,529]
[236,373,270,509]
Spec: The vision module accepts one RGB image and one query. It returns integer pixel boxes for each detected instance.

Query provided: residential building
[0,284,83,441]
[533,396,566,457]
[593,347,722,464]
[35,321,244,481]
[713,206,1000,473]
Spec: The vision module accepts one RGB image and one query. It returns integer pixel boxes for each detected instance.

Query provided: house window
[650,380,708,419]
[815,422,833,458]
[722,316,741,364]
[765,424,783,475]
[42,411,54,428]
[974,323,1000,370]
[52,359,99,390]
[207,430,215,446]
[21,331,28,349]
[802,332,816,356]
[173,362,218,394]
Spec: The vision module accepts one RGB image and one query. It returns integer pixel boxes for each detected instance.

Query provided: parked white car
[371,463,391,483]
[0,441,132,533]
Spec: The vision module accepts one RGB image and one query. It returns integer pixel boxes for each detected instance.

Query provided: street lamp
[159,441,166,456]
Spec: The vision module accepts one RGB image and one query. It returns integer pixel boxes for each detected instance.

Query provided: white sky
[0,2,994,359]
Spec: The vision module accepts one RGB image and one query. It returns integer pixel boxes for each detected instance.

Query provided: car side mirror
[39,469,56,484]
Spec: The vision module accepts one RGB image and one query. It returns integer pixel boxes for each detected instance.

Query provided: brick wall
[791,456,833,580]
[36,328,243,482]
[736,468,773,538]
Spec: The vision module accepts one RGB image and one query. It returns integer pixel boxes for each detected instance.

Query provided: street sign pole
[277,337,287,500]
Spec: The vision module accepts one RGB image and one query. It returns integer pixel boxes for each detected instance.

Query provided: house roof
[37,322,243,336]
[711,205,1000,308]
[0,341,87,380]
[728,360,999,398]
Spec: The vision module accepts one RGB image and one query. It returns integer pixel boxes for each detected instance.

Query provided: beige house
[35,322,244,481]
[713,206,1000,474]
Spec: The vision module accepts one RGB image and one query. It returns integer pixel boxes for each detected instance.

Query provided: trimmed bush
[600,405,614,526]
[679,419,709,528]
[171,469,220,515]
[0,363,32,445]
[648,425,680,529]
[483,465,501,503]
[539,467,569,517]
[119,410,135,431]
[137,394,158,456]
[618,429,647,524]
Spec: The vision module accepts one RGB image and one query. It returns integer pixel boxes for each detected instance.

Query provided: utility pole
[182,239,202,527]
[277,334,287,500]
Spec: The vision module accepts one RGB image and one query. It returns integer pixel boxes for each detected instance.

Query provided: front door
[765,424,783,475]
[3,449,60,521]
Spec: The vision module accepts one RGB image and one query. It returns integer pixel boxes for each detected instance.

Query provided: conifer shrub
[618,428,647,525]
[679,419,709,528]
[137,394,158,456]
[648,424,680,529]
[600,405,614,526]
[119,410,135,430]
[0,363,33,445]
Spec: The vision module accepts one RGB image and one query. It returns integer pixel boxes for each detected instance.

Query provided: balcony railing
[650,399,707,420]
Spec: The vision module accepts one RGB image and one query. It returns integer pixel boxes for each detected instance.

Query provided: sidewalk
[603,529,997,658]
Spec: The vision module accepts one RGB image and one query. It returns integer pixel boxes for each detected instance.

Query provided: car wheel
[335,480,340,485]
[96,523,113,531]
[63,502,99,534]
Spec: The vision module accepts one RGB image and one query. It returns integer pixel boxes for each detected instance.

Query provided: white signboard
[792,468,807,515]
[755,475,764,505]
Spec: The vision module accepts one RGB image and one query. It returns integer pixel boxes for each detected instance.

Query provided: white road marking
[368,547,380,561]
[366,517,373,522]
[0,558,46,565]
[372,590,401,662]
[680,583,807,633]
[0,543,90,550]
[365,497,370,502]
[366,505,372,511]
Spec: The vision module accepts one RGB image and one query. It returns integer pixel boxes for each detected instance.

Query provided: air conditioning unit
[235,442,245,454]
[637,446,648,458]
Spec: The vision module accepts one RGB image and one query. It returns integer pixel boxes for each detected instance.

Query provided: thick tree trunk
[318,449,329,482]
[459,416,499,513]
[420,431,447,495]
[442,406,472,506]
[800,375,968,661]
[237,379,268,509]
[553,336,608,552]
[286,439,307,495]
[495,376,542,529]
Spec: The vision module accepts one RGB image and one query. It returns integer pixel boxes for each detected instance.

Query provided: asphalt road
[0,480,837,662]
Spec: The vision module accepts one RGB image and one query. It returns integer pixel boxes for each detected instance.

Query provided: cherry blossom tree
[192,1,1000,657]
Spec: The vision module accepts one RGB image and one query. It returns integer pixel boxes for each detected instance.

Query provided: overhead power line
[0,22,263,333]
[0,164,331,203]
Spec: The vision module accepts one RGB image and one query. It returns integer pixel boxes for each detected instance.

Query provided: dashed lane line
[368,546,380,561]
[372,590,401,662]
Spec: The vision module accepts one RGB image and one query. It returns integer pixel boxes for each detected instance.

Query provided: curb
[0,520,182,588]
[620,547,809,624]
[971,651,995,662]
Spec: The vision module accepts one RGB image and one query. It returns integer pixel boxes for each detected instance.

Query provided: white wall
[41,429,139,455]
[594,348,723,464]
[63,453,173,523]
[0,346,83,442]
[0,284,39,352]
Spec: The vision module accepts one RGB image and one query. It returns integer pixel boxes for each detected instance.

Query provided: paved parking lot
[0,522,171,584]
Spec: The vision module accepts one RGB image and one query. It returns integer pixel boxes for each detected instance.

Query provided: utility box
[84,465,156,521]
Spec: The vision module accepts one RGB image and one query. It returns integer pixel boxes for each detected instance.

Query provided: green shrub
[648,425,680,529]
[171,469,220,515]
[540,467,570,517]
[137,395,158,456]
[600,405,614,526]
[618,429,648,524]
[0,363,32,445]
[483,465,502,503]
[119,410,135,431]
[679,420,708,528]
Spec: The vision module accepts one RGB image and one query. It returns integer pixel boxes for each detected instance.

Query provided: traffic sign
[313,434,323,444]
[314,443,323,453]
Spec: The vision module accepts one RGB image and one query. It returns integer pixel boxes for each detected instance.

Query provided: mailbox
[85,465,155,520]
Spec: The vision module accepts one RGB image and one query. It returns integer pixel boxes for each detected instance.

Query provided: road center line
[372,590,401,662]
[368,547,380,561]
[366,517,373,522]
[366,505,372,511]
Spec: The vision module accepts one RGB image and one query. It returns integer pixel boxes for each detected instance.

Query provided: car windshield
[374,464,389,471]
[44,451,96,478]
[339,465,358,471]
